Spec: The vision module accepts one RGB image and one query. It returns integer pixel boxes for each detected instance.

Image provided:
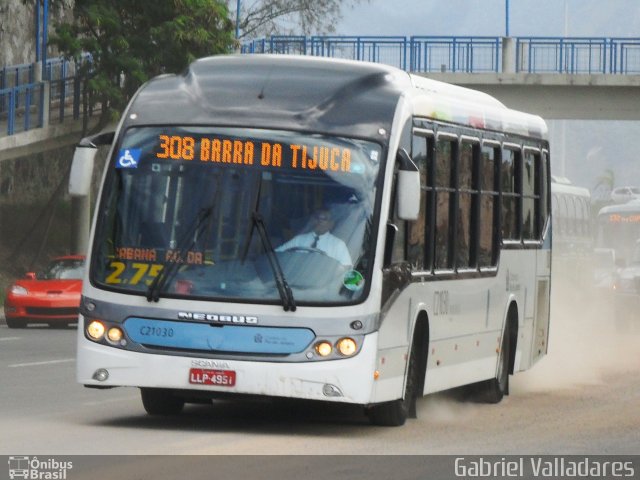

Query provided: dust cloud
[511,269,640,394]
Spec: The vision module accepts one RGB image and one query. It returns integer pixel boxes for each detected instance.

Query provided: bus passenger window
[456,141,477,269]
[407,133,430,269]
[434,139,455,270]
[479,145,499,267]
[541,152,550,232]
[501,148,521,241]
[522,151,540,240]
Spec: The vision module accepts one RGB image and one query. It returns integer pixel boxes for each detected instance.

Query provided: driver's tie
[311,234,319,249]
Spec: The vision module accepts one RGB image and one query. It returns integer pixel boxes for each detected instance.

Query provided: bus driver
[276,209,352,267]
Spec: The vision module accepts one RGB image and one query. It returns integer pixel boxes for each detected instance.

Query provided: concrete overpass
[423,72,640,121]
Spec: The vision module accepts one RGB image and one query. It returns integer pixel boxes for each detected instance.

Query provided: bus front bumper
[77,328,381,405]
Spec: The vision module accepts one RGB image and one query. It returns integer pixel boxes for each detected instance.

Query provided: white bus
[550,177,592,286]
[596,200,640,264]
[596,201,640,329]
[69,55,551,426]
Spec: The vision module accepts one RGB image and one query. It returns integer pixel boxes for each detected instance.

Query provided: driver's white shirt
[276,231,352,267]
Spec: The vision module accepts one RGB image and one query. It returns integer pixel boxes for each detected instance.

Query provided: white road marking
[8,358,75,368]
[0,337,21,341]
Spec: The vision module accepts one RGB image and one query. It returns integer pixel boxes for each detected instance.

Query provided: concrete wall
[0,1,36,66]
[0,0,74,66]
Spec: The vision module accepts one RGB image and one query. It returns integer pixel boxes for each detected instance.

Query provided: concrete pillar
[42,80,50,127]
[502,36,516,74]
[34,62,42,82]
[33,62,50,127]
[70,195,91,255]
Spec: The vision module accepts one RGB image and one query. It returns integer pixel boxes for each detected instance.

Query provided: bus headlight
[336,337,357,356]
[315,341,333,357]
[87,320,106,340]
[107,327,124,343]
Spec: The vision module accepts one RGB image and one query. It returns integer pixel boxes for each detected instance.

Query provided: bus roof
[122,54,547,141]
[409,75,547,140]
[551,178,591,199]
[598,199,640,216]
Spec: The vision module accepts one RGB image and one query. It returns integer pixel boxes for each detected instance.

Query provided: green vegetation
[50,0,235,128]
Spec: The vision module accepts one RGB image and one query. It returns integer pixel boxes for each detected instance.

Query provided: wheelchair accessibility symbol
[116,148,141,168]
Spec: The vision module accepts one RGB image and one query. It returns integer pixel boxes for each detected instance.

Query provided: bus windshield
[91,126,382,305]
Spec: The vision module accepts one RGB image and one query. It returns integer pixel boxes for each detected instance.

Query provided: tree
[231,0,367,39]
[593,168,615,200]
[50,0,235,128]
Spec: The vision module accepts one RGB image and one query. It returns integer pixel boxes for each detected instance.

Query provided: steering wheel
[282,246,330,258]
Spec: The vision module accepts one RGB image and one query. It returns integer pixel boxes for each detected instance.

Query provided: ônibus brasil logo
[8,456,73,480]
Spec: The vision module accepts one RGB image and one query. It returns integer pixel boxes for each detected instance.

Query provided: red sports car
[4,255,85,328]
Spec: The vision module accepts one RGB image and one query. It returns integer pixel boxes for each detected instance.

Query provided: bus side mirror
[396,149,420,221]
[69,132,115,197]
[68,145,96,197]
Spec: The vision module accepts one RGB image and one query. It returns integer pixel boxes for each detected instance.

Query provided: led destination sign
[155,134,353,173]
[608,213,640,223]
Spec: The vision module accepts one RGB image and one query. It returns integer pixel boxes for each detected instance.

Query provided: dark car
[3,255,85,328]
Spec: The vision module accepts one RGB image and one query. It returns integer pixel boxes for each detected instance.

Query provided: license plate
[189,368,236,387]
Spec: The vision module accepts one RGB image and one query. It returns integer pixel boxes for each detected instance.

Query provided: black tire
[6,318,27,328]
[368,339,420,426]
[140,388,185,415]
[473,322,510,404]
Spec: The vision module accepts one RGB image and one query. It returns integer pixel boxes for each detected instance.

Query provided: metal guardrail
[0,56,88,91]
[0,55,93,137]
[410,36,501,73]
[0,83,45,135]
[0,75,87,136]
[242,35,640,74]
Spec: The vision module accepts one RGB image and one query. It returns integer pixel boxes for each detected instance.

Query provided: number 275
[105,262,163,285]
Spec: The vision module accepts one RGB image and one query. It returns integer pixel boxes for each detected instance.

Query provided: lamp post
[42,0,49,74]
[505,0,510,37]
[35,0,49,80]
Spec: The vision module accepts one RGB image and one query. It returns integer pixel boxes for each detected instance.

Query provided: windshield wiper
[251,211,296,312]
[146,207,212,302]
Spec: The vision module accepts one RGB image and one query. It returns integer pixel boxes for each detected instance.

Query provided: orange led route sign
[155,135,352,173]
[608,214,640,223]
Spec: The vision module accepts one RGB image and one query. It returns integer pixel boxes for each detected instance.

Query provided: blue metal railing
[516,37,609,73]
[0,56,86,92]
[410,36,501,73]
[0,55,94,138]
[611,37,640,74]
[242,35,640,74]
[0,83,45,135]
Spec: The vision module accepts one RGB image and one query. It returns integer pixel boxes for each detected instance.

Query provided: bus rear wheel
[473,322,510,403]
[140,388,185,415]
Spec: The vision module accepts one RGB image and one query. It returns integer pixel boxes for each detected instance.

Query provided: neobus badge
[177,311,259,324]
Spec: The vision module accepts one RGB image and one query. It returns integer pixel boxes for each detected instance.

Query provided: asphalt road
[1,286,639,461]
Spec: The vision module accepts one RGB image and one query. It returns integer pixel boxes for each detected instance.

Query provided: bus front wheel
[140,388,185,415]
[367,341,420,427]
